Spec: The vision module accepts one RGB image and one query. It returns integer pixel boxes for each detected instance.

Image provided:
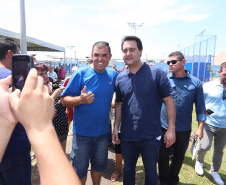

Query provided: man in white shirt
[48,66,58,81]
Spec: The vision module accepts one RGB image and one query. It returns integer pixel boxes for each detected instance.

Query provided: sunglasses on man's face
[167,60,180,65]
[222,90,226,100]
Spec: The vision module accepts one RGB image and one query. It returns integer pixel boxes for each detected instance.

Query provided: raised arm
[51,87,65,100]
[0,76,18,162]
[9,69,81,185]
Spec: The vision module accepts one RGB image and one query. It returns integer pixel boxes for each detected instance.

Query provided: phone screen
[12,55,33,91]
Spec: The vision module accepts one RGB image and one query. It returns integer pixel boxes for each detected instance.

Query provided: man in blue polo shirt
[0,37,31,185]
[195,62,226,185]
[113,36,176,185]
[159,51,206,185]
[61,41,118,185]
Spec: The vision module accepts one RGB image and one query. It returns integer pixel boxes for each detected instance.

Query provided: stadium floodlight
[127,22,144,36]
[199,29,206,36]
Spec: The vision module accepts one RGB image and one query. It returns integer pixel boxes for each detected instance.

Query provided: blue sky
[0,0,225,60]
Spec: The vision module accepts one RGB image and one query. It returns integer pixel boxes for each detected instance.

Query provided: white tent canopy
[33,53,54,62]
[0,28,65,52]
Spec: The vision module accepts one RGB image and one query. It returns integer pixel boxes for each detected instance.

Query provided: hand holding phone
[206,109,214,115]
[12,54,34,91]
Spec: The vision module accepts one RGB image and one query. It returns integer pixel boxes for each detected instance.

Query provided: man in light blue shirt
[195,62,226,185]
[48,66,58,81]
[159,51,206,185]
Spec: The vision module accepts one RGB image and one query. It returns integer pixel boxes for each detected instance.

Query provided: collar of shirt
[214,79,225,89]
[126,62,146,76]
[169,70,190,79]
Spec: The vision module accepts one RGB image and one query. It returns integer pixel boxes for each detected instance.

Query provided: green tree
[207,64,217,81]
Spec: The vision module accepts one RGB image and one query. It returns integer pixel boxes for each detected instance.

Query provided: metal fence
[180,35,217,82]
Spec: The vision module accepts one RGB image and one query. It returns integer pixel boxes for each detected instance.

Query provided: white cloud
[84,0,211,32]
[0,0,216,59]
[90,0,137,11]
[177,14,211,22]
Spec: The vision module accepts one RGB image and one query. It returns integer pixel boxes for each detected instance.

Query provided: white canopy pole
[20,0,27,54]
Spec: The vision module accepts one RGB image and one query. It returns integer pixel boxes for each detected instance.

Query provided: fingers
[165,135,171,148]
[195,132,202,140]
[23,68,38,92]
[58,87,65,94]
[43,84,48,95]
[81,86,87,94]
[164,134,167,144]
[35,76,44,93]
[80,89,94,104]
[115,133,118,141]
[86,92,94,101]
[60,87,65,90]
[195,134,198,141]
[164,133,175,148]
[9,89,21,113]
[113,134,118,144]
[165,138,173,148]
[55,87,65,97]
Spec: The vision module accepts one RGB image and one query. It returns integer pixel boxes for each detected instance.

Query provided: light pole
[66,46,75,73]
[199,29,206,42]
[127,22,144,36]
[20,0,27,54]
[67,46,75,60]
[177,43,180,51]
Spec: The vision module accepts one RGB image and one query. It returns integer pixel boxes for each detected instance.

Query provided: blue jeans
[121,139,161,185]
[70,134,109,179]
[0,147,31,185]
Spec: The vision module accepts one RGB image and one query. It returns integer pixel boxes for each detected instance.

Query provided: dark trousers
[0,147,31,185]
[158,128,191,184]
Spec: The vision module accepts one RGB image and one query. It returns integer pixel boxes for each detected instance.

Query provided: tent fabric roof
[0,28,65,52]
[214,51,226,66]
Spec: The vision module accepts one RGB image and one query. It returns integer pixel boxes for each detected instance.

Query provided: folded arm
[0,75,18,162]
[9,69,81,185]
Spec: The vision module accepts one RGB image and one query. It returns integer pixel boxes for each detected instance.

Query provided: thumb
[81,86,87,94]
[116,133,118,141]
[164,134,167,143]
[195,134,198,141]
[9,89,21,113]
[0,75,12,91]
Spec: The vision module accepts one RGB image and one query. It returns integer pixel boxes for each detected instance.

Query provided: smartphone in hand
[206,109,214,115]
[12,54,34,91]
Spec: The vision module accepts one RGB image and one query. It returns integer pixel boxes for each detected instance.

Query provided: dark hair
[168,51,185,61]
[87,58,93,64]
[121,36,143,51]
[220,62,226,72]
[0,37,19,60]
[34,62,48,72]
[92,41,111,55]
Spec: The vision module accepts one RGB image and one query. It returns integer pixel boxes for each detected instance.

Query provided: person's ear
[140,50,143,57]
[7,50,14,59]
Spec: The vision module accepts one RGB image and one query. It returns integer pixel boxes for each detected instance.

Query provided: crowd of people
[0,36,225,185]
